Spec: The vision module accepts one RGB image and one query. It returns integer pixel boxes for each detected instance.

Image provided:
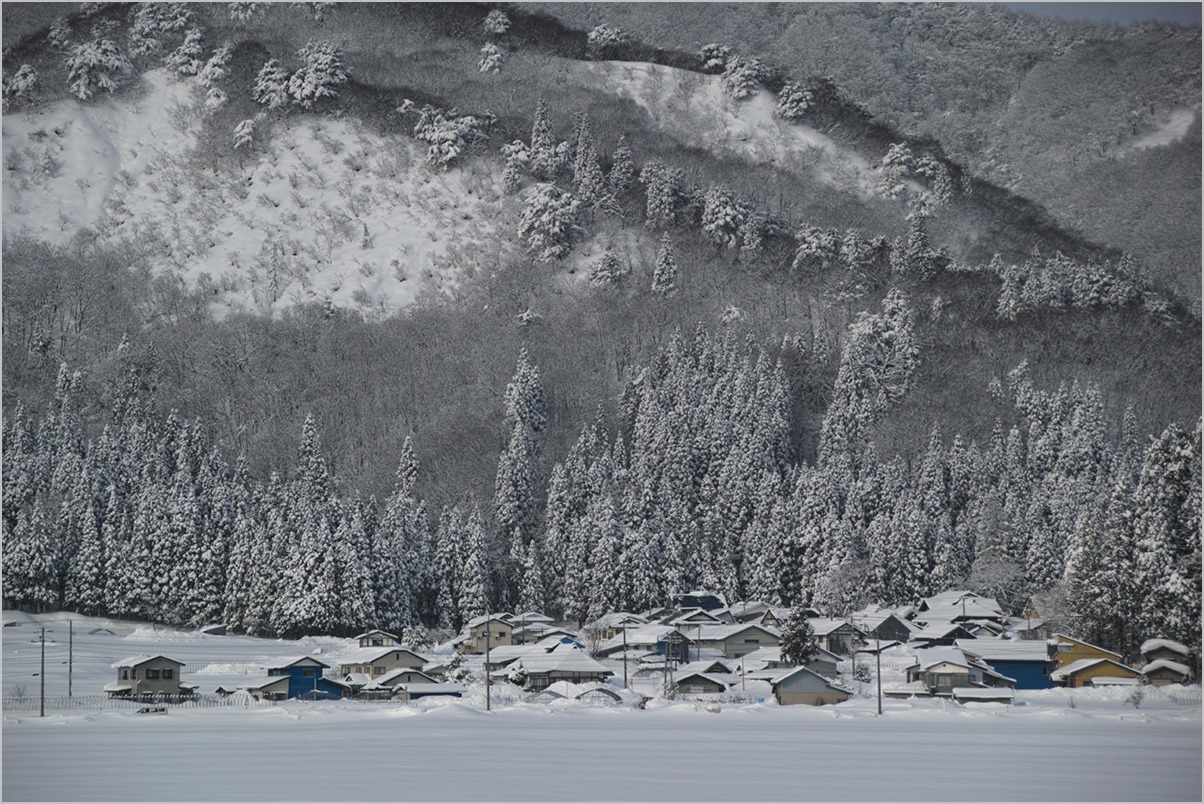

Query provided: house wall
[465,622,513,654]
[700,629,779,658]
[119,660,184,696]
[988,659,1052,690]
[1066,663,1139,688]
[1053,638,1119,669]
[1145,668,1190,686]
[777,689,849,706]
[339,650,425,678]
[677,676,726,694]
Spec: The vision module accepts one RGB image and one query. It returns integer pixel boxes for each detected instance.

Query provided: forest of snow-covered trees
[4,302,1199,657]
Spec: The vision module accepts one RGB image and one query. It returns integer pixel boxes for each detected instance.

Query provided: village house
[908,622,978,647]
[588,612,649,641]
[239,656,347,701]
[1140,638,1191,666]
[1141,659,1193,686]
[770,665,851,706]
[456,614,516,654]
[597,625,691,663]
[1050,657,1142,687]
[507,649,615,692]
[105,655,197,699]
[354,629,399,648]
[1048,634,1124,669]
[954,639,1055,689]
[692,623,781,659]
[850,607,916,644]
[674,670,733,695]
[671,590,727,612]
[394,682,465,702]
[807,618,865,656]
[898,646,1015,697]
[336,646,428,679]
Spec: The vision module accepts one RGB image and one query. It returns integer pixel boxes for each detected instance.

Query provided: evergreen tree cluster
[3,315,1200,658]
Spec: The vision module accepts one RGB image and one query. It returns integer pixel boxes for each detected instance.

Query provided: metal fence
[2,694,275,712]
[1164,688,1202,705]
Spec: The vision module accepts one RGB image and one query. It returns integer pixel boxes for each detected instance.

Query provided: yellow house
[1048,634,1123,669]
[1051,657,1142,688]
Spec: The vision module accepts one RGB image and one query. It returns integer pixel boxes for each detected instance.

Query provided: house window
[163,669,173,680]
[498,631,507,638]
[1058,644,1072,653]
[302,668,316,678]
[121,669,129,680]
[745,638,759,643]
[373,666,385,675]
[145,669,161,680]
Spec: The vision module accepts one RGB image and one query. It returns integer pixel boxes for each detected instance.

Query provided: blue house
[955,639,1054,690]
[249,656,347,700]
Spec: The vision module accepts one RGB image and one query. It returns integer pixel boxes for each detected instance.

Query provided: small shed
[1141,659,1193,686]
[1050,657,1141,688]
[1140,638,1190,666]
[952,687,1014,705]
[396,682,464,701]
[770,666,851,706]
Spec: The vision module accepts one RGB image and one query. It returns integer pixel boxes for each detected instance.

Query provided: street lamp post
[38,627,48,717]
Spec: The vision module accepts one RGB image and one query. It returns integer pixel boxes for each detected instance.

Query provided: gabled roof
[1142,659,1191,677]
[510,611,555,624]
[336,646,429,666]
[1050,657,1140,682]
[1140,638,1190,657]
[265,656,330,670]
[374,667,438,686]
[954,639,1051,663]
[910,647,976,672]
[465,613,515,629]
[599,625,688,653]
[513,650,613,675]
[673,670,734,689]
[354,629,399,641]
[342,673,372,687]
[589,612,650,629]
[1049,634,1122,660]
[770,665,852,695]
[806,618,863,636]
[111,655,184,669]
[238,675,292,692]
[675,659,738,676]
[693,622,781,642]
[909,622,976,640]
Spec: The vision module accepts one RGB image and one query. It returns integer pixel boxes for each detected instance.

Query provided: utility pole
[39,627,46,718]
[622,625,629,689]
[876,632,882,716]
[485,620,492,712]
[68,620,73,698]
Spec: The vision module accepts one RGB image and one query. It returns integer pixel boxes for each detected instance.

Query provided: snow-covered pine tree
[483,9,511,35]
[518,183,580,262]
[778,605,819,665]
[501,140,530,194]
[287,40,347,109]
[253,59,290,109]
[528,99,559,180]
[478,43,504,74]
[165,28,204,76]
[457,505,490,624]
[651,232,679,295]
[589,248,625,286]
[775,81,812,121]
[639,160,680,230]
[66,38,131,100]
[608,135,634,195]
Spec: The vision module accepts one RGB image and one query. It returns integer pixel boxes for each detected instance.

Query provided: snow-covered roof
[238,676,291,691]
[589,612,649,629]
[1050,657,1139,682]
[264,655,330,670]
[342,673,372,687]
[599,625,686,652]
[335,646,428,666]
[353,629,399,641]
[915,600,1006,623]
[1090,676,1140,686]
[909,622,975,640]
[954,639,1051,663]
[514,651,613,675]
[465,613,514,629]
[770,665,851,695]
[951,687,1014,700]
[673,670,734,689]
[1049,634,1122,659]
[911,647,976,671]
[1142,659,1191,677]
[510,611,555,624]
[103,681,133,692]
[675,659,737,676]
[806,618,860,636]
[375,667,437,686]
[110,655,183,669]
[694,622,781,641]
[1140,638,1190,657]
[398,682,465,694]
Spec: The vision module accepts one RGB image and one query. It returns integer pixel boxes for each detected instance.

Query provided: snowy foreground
[3,613,1200,802]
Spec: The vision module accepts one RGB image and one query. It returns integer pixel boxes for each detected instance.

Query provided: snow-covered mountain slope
[3,70,514,318]
[581,60,877,195]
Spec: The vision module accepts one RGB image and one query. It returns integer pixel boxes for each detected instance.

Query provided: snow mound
[4,69,514,319]
[1121,107,1197,153]
[581,60,876,195]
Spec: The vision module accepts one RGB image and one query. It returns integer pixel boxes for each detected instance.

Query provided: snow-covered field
[3,70,513,318]
[2,612,1200,801]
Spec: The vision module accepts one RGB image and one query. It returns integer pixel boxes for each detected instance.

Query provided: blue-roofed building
[955,639,1055,690]
[242,656,348,700]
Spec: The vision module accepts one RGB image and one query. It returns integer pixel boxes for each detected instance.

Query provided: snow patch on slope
[581,60,877,195]
[3,69,515,318]
[1121,107,1197,153]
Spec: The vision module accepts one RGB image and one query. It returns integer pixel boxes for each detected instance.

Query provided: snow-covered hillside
[581,60,877,195]
[3,70,514,318]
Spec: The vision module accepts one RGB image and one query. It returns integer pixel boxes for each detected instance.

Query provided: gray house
[106,655,196,699]
[770,666,851,706]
